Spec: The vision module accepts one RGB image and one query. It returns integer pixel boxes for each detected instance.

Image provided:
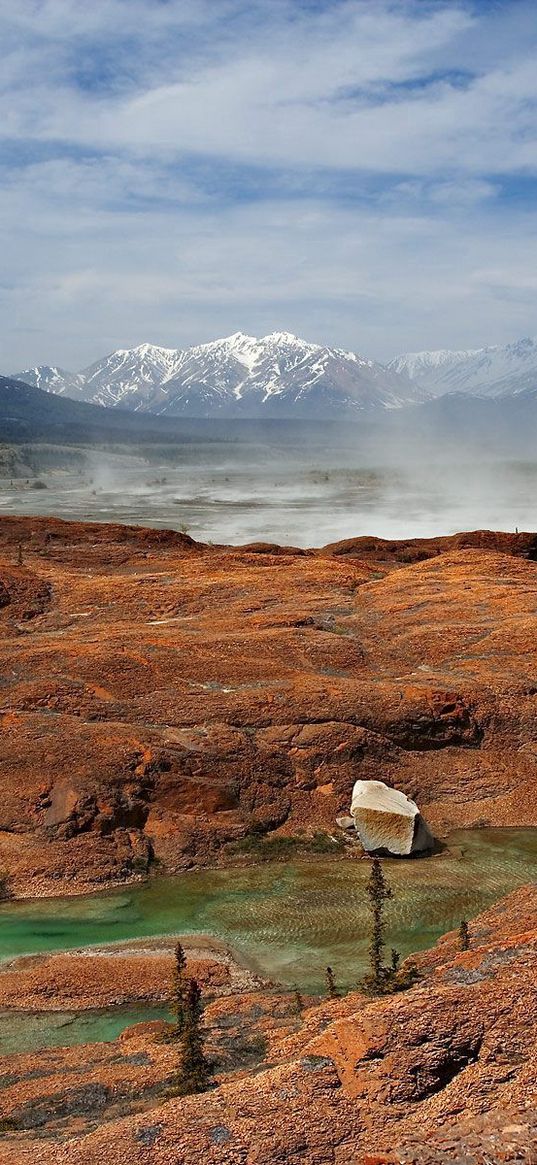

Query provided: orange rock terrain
[1,517,537,894]
[0,518,536,1162]
[0,938,261,1012]
[0,886,534,1163]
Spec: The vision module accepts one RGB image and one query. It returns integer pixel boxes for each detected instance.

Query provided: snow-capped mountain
[388,337,537,399]
[18,330,537,419]
[17,365,87,397]
[15,332,425,419]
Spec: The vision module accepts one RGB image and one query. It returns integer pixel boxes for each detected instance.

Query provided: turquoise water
[1,829,536,993]
[0,828,535,1053]
[0,1005,171,1056]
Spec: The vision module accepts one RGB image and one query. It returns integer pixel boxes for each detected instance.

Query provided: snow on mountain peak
[14,329,416,416]
[389,335,537,399]
[225,331,258,345]
[505,336,536,357]
[132,342,179,357]
[15,328,537,418]
[388,348,484,379]
[13,364,85,396]
[261,331,313,346]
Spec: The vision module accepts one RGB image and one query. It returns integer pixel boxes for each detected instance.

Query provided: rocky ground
[0,517,536,1161]
[0,936,261,1012]
[1,517,537,896]
[0,884,533,1162]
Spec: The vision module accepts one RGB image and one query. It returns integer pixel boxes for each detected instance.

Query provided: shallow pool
[1,829,536,993]
[0,1005,172,1056]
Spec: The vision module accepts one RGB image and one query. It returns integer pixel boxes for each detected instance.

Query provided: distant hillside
[0,375,174,444]
[2,373,537,460]
[379,388,537,460]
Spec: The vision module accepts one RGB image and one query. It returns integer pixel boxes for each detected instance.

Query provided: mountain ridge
[12,329,537,419]
[13,331,425,419]
[388,335,537,399]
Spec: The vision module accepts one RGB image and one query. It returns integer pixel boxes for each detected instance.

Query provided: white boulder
[349,779,433,856]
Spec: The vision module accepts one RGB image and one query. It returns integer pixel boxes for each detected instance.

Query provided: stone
[336,815,355,831]
[210,1126,232,1145]
[349,779,433,856]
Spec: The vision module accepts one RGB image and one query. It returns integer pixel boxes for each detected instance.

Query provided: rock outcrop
[0,517,537,894]
[349,779,433,855]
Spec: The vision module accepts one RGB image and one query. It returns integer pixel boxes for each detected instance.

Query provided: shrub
[293,985,304,1016]
[168,940,188,1040]
[459,919,470,951]
[325,966,339,999]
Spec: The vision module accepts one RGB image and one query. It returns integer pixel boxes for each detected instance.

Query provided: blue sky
[1,0,537,369]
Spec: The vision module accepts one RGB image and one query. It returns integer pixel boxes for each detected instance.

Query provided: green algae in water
[0,829,535,996]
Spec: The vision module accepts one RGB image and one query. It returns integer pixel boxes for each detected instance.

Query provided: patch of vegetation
[224,1030,267,1068]
[325,965,339,999]
[168,940,188,1041]
[459,919,470,951]
[227,831,345,861]
[293,985,304,1016]
[30,478,48,489]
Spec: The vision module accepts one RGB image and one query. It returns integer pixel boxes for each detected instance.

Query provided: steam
[1,431,533,547]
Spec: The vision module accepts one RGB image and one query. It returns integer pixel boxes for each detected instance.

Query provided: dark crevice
[405,1035,484,1102]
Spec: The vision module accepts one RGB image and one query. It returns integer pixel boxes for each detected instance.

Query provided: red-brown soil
[0,938,262,1012]
[0,885,534,1163]
[1,517,537,895]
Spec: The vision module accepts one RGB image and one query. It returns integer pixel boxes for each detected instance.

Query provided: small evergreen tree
[459,919,470,951]
[169,940,188,1038]
[173,978,211,1095]
[325,965,338,999]
[360,858,419,996]
[366,857,393,988]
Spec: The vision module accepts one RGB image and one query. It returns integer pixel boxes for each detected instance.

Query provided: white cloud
[0,1,537,368]
[2,2,536,176]
[3,188,537,369]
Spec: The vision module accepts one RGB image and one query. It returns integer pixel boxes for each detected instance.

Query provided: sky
[1,0,537,370]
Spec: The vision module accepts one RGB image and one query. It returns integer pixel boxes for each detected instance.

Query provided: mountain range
[11,330,537,420]
[388,336,537,399]
[12,331,423,419]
